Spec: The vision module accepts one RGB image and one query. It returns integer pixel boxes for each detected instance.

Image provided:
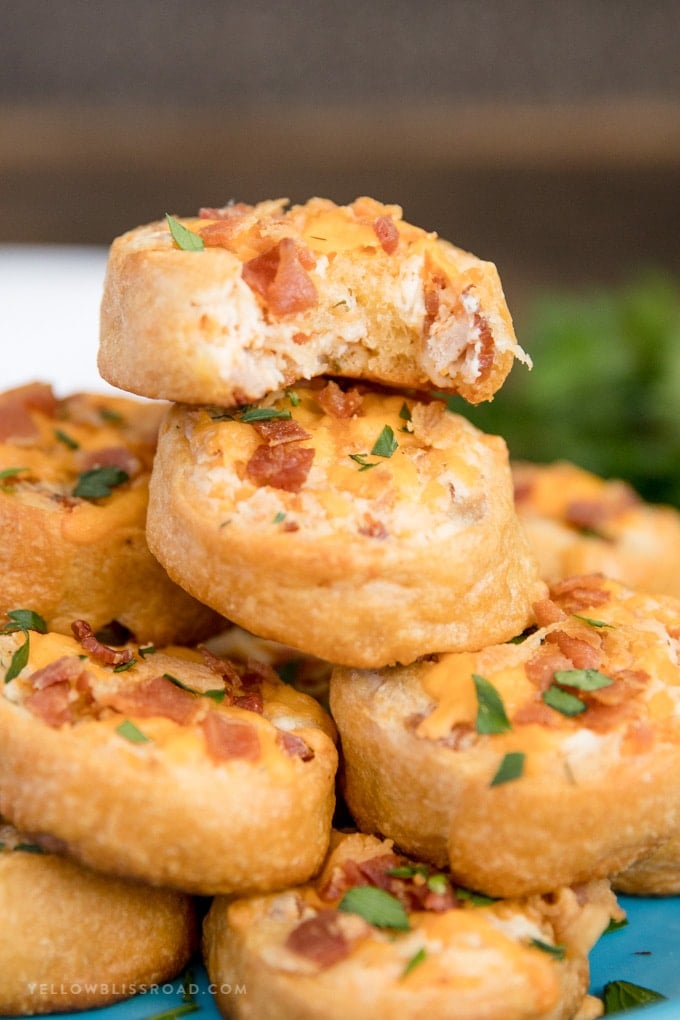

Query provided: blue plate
[3,894,679,1019]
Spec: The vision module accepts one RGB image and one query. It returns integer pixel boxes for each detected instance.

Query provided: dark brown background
[3,0,680,318]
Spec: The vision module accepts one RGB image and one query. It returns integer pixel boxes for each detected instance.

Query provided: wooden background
[2,0,680,319]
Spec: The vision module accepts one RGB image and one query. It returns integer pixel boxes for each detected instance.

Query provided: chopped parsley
[349,453,378,472]
[529,938,566,960]
[142,1004,199,1020]
[99,407,124,425]
[455,887,497,906]
[490,751,525,786]
[572,614,613,629]
[53,428,79,450]
[1,609,47,635]
[166,214,205,252]
[73,465,129,500]
[472,674,512,734]
[163,673,225,703]
[426,874,449,895]
[138,645,156,658]
[507,625,538,644]
[398,402,412,422]
[116,719,151,744]
[273,511,287,524]
[602,980,666,1013]
[113,658,137,673]
[13,842,46,854]
[239,407,292,423]
[542,684,586,716]
[387,864,429,879]
[552,668,614,691]
[0,466,29,488]
[370,425,398,458]
[285,389,301,407]
[401,947,427,978]
[338,886,410,931]
[604,916,629,934]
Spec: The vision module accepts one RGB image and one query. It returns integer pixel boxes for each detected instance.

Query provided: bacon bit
[71,620,134,667]
[198,646,242,688]
[549,575,611,615]
[566,487,640,531]
[587,669,649,706]
[668,626,680,641]
[232,691,264,714]
[241,657,277,686]
[283,520,300,532]
[199,203,253,219]
[513,699,564,727]
[372,215,399,254]
[201,712,260,762]
[315,380,363,419]
[329,852,458,915]
[25,682,71,727]
[242,237,318,316]
[533,599,568,627]
[582,700,633,733]
[545,630,603,670]
[79,445,140,478]
[525,649,574,691]
[286,910,352,968]
[29,655,86,691]
[473,312,495,382]
[437,722,477,750]
[292,332,311,345]
[422,261,449,337]
[624,719,655,753]
[277,730,314,761]
[358,515,388,539]
[343,854,403,893]
[107,675,200,725]
[0,382,57,442]
[253,419,310,446]
[245,443,314,493]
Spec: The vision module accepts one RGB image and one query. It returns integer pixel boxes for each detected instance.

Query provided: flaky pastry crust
[203,830,616,1020]
[331,575,680,897]
[513,460,680,599]
[99,196,527,406]
[0,819,196,1016]
[0,626,337,894]
[0,383,222,644]
[146,386,544,668]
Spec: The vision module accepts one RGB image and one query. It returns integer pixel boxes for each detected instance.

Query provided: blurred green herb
[447,274,680,506]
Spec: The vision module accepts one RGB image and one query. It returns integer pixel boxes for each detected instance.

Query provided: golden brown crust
[0,628,337,894]
[330,576,680,897]
[612,835,680,895]
[99,196,527,406]
[0,820,195,1015]
[513,460,680,599]
[146,388,544,668]
[0,384,222,644]
[202,830,616,1020]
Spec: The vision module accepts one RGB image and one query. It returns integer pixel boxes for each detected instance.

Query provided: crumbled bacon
[0,382,57,442]
[242,237,318,316]
[201,712,260,761]
[285,911,352,968]
[25,682,72,727]
[422,261,449,337]
[199,203,253,219]
[582,700,634,732]
[71,620,134,667]
[525,649,574,691]
[245,443,314,492]
[292,332,310,345]
[79,445,140,478]
[565,487,639,532]
[253,419,310,446]
[549,575,611,615]
[358,515,388,539]
[320,852,458,914]
[473,311,495,382]
[232,691,264,714]
[545,630,603,670]
[29,655,86,691]
[625,719,655,753]
[533,599,568,627]
[587,668,649,706]
[315,380,363,419]
[372,215,399,254]
[512,699,564,727]
[106,675,201,725]
[277,730,315,761]
[199,647,243,688]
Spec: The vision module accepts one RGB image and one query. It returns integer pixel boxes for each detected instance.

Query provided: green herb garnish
[273,511,287,524]
[338,886,410,931]
[116,719,151,744]
[285,389,301,407]
[138,645,156,658]
[553,668,614,691]
[386,864,429,879]
[572,614,613,629]
[455,887,497,906]
[472,674,512,734]
[14,842,46,854]
[401,947,427,978]
[142,1004,199,1020]
[73,466,129,500]
[4,633,30,683]
[349,453,378,472]
[1,609,47,634]
[507,625,538,644]
[163,673,225,703]
[604,916,629,934]
[371,425,398,458]
[239,407,292,423]
[490,751,525,786]
[542,684,587,716]
[398,402,412,422]
[0,466,29,486]
[166,214,204,252]
[530,938,566,960]
[426,874,449,895]
[113,658,137,672]
[53,428,79,450]
[602,979,667,1013]
[99,407,124,424]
